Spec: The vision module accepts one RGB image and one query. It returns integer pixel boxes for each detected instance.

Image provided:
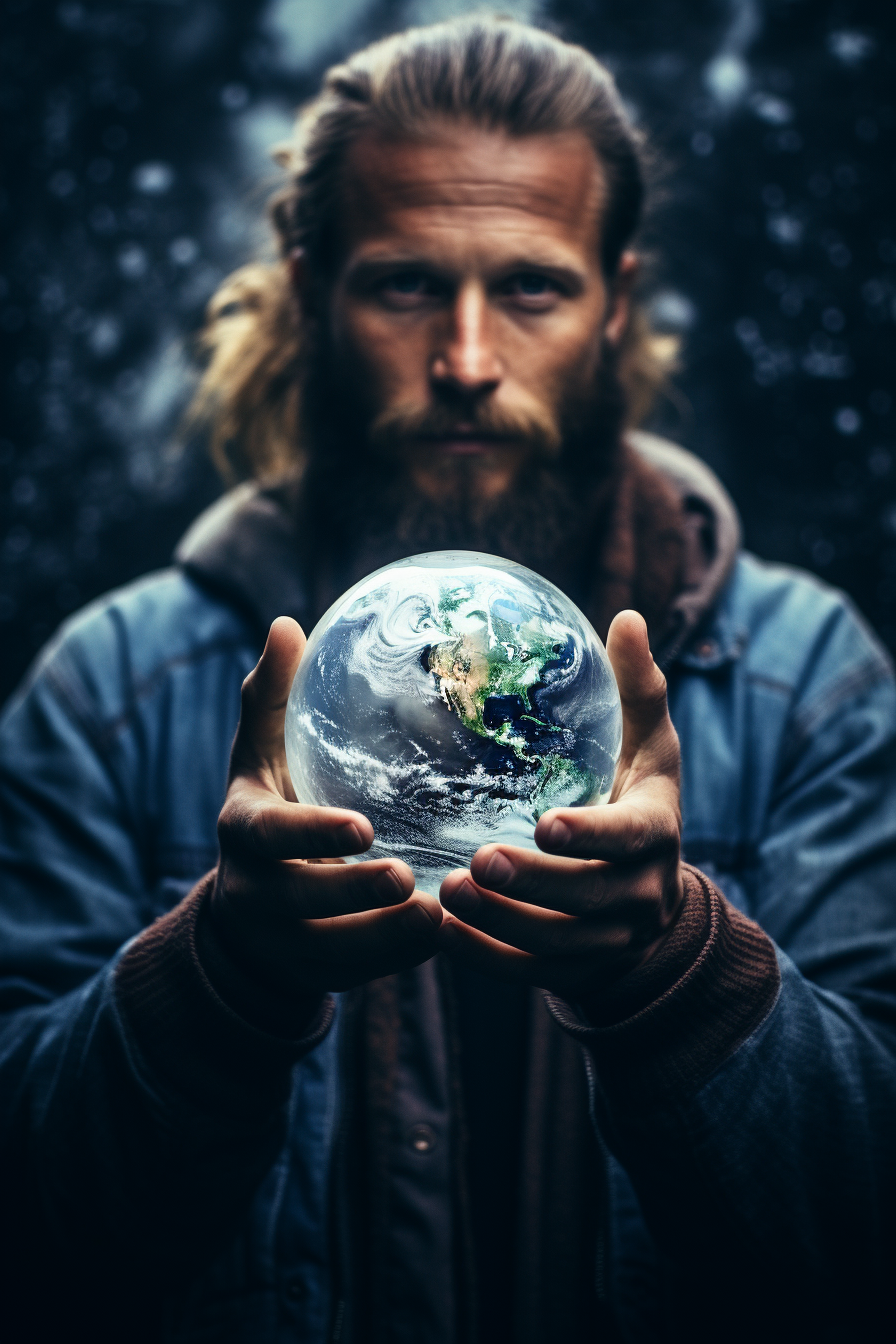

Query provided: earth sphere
[285,550,622,897]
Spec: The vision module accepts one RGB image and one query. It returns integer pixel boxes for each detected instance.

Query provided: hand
[439,610,684,997]
[209,617,442,996]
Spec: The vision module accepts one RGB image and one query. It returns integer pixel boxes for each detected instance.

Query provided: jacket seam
[745,672,794,695]
[782,655,893,757]
[46,633,256,753]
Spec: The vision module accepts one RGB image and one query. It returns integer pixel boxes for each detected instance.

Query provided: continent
[427,627,492,735]
[532,753,598,815]
[427,604,562,756]
[424,589,600,810]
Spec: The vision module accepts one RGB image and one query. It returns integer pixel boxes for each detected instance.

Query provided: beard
[296,329,629,623]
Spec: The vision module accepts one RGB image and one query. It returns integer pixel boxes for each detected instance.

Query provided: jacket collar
[625,431,742,666]
[175,433,742,666]
[175,478,310,636]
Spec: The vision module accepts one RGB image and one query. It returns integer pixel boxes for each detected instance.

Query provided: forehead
[339,125,605,263]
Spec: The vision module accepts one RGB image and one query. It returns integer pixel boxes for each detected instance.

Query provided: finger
[230,616,306,784]
[440,916,629,995]
[225,853,416,919]
[468,843,670,912]
[439,914,538,981]
[439,915,604,990]
[605,611,680,790]
[298,892,442,967]
[606,610,668,739]
[219,785,374,860]
[534,790,679,862]
[440,869,636,957]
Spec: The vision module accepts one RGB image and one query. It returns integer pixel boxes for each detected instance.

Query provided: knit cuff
[115,872,335,1118]
[545,865,780,1109]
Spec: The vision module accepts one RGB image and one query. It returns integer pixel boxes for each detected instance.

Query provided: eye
[503,272,562,308]
[377,270,444,307]
[388,271,427,294]
[515,274,552,294]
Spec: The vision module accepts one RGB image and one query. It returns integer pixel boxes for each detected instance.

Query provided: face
[307,124,634,509]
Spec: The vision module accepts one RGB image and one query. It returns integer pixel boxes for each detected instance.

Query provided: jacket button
[285,1275,306,1301]
[408,1123,436,1153]
[697,639,718,658]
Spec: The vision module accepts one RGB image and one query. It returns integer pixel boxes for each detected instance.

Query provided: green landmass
[427,587,596,812]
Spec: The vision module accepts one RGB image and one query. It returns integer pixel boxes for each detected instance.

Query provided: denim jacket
[1,437,894,1342]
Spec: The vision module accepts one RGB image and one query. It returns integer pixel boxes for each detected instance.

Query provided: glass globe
[285,551,622,897]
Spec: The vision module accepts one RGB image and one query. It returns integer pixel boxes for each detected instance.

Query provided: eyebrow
[343,255,588,293]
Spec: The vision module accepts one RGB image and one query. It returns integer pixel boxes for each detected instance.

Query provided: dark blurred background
[1,0,894,703]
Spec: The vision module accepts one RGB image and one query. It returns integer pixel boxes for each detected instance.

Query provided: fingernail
[408,898,442,929]
[544,817,571,849]
[444,878,480,915]
[483,850,514,890]
[337,823,362,851]
[376,866,404,900]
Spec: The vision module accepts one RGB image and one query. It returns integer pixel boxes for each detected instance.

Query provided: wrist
[546,866,781,1109]
[575,862,696,1025]
[203,872,325,1034]
[115,874,335,1115]
[629,860,687,972]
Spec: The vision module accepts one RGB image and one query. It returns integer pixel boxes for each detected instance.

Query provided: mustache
[367,398,563,458]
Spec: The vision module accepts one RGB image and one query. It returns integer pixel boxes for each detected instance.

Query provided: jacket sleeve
[0,621,332,1330]
[548,600,896,1338]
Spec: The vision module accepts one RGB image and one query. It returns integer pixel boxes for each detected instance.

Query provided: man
[1,16,894,1343]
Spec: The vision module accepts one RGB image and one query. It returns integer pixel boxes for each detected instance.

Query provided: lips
[420,431,518,456]
[439,439,496,455]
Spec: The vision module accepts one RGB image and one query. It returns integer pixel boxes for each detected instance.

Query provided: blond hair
[190,14,678,481]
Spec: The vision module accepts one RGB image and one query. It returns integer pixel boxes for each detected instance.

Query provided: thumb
[230,616,306,783]
[606,610,679,783]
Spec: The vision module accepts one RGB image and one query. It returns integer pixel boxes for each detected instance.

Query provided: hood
[174,432,741,661]
[625,430,741,663]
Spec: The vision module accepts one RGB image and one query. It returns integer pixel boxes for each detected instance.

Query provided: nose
[431,283,502,398]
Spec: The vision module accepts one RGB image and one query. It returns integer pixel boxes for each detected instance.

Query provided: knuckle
[651,806,681,853]
[234,798,265,851]
[228,864,261,905]
[630,869,663,906]
[614,807,651,857]
[625,670,667,715]
[252,809,275,853]
[628,805,679,858]
[216,800,247,850]
[214,856,252,905]
[661,820,681,853]
[240,665,259,698]
[221,794,283,857]
[646,672,668,708]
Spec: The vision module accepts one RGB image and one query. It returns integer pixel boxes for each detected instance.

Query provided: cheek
[499,287,607,389]
[562,330,606,394]
[334,307,431,402]
[506,323,604,408]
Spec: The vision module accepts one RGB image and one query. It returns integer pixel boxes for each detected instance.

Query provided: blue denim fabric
[1,552,895,1340]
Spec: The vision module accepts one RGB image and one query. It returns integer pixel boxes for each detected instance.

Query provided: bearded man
[1,16,894,1344]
